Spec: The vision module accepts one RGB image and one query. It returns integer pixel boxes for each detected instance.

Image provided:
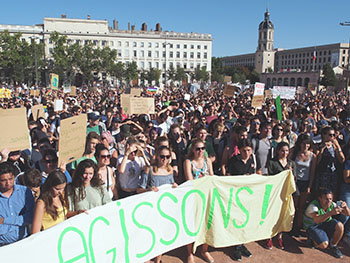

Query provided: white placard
[272,86,296,100]
[54,99,64,112]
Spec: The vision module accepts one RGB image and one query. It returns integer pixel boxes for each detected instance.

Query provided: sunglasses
[159,155,171,159]
[328,134,336,137]
[195,147,205,151]
[277,128,284,131]
[45,159,57,164]
[100,154,111,159]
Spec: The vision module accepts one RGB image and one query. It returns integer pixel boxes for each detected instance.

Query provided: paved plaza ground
[161,234,350,263]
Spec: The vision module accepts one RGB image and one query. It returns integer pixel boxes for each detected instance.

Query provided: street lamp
[163,42,171,85]
[30,36,39,87]
[340,21,350,97]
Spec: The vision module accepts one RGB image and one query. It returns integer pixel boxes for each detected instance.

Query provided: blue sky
[1,0,350,57]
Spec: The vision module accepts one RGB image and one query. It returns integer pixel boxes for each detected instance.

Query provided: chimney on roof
[155,23,162,32]
[61,14,67,19]
[141,22,147,31]
[131,25,135,31]
[113,19,116,30]
[116,21,119,30]
[128,22,130,31]
[87,15,91,20]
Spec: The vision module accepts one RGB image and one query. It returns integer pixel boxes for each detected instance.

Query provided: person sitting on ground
[303,188,350,259]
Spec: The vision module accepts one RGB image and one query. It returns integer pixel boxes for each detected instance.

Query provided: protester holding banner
[290,134,317,234]
[184,138,214,263]
[32,170,69,233]
[95,144,118,200]
[68,159,111,211]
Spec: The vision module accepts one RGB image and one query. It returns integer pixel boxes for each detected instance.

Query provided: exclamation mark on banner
[260,184,273,226]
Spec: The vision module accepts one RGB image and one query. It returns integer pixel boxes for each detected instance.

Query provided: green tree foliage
[147,68,161,85]
[211,57,224,82]
[320,63,338,88]
[175,67,186,82]
[166,65,176,82]
[125,61,138,82]
[0,31,44,84]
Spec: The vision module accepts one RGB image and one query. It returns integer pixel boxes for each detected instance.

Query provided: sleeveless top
[295,153,312,181]
[191,158,209,179]
[41,204,67,230]
[139,167,175,188]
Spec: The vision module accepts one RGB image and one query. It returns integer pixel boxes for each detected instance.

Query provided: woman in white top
[117,137,150,199]
[95,144,118,200]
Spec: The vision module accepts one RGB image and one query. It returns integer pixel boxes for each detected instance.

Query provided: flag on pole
[312,48,316,61]
[276,95,282,121]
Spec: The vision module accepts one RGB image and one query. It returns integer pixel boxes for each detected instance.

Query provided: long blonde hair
[186,138,205,160]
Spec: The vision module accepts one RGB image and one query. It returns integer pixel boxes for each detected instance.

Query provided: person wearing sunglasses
[184,138,214,263]
[34,148,72,185]
[95,144,118,200]
[270,124,289,158]
[315,126,345,195]
[117,137,150,199]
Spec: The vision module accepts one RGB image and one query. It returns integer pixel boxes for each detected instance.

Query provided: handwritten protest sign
[129,97,155,114]
[223,84,237,97]
[251,82,265,108]
[54,99,64,112]
[223,76,232,83]
[296,86,306,95]
[0,171,295,263]
[63,84,71,94]
[184,94,191,101]
[0,107,30,151]
[272,86,296,100]
[121,94,131,114]
[0,88,12,98]
[58,114,87,164]
[31,104,45,121]
[50,73,59,90]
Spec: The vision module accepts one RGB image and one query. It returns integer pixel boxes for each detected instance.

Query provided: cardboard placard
[184,94,191,101]
[54,99,64,112]
[30,90,40,97]
[224,76,232,83]
[223,84,237,97]
[63,84,71,94]
[31,104,45,121]
[252,82,265,108]
[130,88,142,96]
[121,94,131,114]
[0,107,30,151]
[129,97,155,114]
[296,86,306,94]
[264,89,273,99]
[70,86,77,96]
[58,114,87,164]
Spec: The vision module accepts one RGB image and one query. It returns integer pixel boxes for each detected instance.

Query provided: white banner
[0,172,295,263]
[272,86,296,100]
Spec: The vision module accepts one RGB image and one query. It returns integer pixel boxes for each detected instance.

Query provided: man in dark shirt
[226,139,261,260]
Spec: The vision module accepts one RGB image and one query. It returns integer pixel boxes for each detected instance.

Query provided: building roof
[259,10,274,30]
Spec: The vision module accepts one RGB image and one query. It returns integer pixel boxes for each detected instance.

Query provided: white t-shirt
[117,155,146,189]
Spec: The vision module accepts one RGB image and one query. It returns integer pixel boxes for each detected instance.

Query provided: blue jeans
[337,183,350,237]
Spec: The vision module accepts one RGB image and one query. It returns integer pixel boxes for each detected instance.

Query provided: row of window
[116,50,208,59]
[118,41,208,50]
[136,61,207,70]
[278,50,337,59]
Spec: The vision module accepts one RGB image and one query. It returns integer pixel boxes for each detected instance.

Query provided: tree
[112,62,125,83]
[247,70,260,84]
[211,57,224,82]
[175,67,186,82]
[320,63,338,88]
[125,61,138,83]
[166,65,176,82]
[147,68,161,85]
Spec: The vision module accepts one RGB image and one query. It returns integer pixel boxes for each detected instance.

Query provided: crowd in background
[1,82,350,261]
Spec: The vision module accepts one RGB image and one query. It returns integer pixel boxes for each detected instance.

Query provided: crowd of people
[1,82,350,261]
